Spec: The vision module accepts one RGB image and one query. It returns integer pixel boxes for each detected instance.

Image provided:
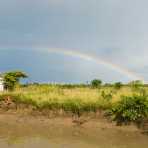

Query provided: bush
[101,91,112,101]
[129,80,143,90]
[114,82,122,89]
[91,79,102,88]
[110,95,148,125]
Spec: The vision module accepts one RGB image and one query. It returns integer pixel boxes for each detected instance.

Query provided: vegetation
[0,71,148,125]
[110,95,148,125]
[0,84,111,111]
[114,82,122,89]
[0,83,148,124]
[2,71,28,91]
[91,79,102,88]
[129,80,144,90]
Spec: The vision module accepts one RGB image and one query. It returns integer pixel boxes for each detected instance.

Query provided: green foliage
[110,95,148,125]
[57,83,89,89]
[1,82,148,122]
[114,82,122,89]
[3,71,28,91]
[138,88,147,96]
[101,91,112,101]
[91,79,102,88]
[0,93,106,116]
[104,83,112,87]
[129,80,143,90]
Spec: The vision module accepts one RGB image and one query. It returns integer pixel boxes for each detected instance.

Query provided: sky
[0,0,148,83]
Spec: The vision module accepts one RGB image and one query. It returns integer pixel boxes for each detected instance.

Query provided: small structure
[0,77,4,92]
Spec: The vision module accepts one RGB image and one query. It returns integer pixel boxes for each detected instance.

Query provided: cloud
[0,0,148,82]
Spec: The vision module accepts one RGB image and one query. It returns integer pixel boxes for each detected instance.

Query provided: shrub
[101,91,112,101]
[91,79,102,88]
[129,80,143,90]
[110,95,148,125]
[114,82,122,89]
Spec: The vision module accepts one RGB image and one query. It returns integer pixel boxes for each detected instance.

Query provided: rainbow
[0,47,144,81]
[36,47,144,81]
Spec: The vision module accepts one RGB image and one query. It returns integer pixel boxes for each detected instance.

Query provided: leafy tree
[104,83,112,87]
[129,80,144,90]
[91,79,102,88]
[3,71,28,91]
[114,82,122,89]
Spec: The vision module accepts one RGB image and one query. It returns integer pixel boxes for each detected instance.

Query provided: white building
[0,77,4,92]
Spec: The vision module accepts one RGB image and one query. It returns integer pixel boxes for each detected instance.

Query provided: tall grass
[1,84,148,117]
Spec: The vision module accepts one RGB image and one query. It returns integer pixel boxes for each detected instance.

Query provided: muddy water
[0,114,148,148]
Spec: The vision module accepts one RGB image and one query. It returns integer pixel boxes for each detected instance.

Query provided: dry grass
[0,84,147,114]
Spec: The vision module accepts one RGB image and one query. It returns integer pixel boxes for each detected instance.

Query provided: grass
[0,84,148,117]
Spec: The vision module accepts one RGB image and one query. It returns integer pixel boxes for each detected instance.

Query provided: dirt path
[0,112,147,148]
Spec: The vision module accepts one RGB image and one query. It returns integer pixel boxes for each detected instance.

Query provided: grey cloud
[0,0,148,82]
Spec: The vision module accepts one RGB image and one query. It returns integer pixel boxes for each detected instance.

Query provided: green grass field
[1,84,148,124]
[0,84,147,112]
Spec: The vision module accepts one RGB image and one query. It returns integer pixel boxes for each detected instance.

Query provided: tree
[91,79,102,88]
[104,83,112,87]
[3,71,28,91]
[114,82,122,89]
[129,80,143,89]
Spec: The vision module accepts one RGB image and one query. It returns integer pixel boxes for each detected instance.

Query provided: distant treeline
[1,70,146,90]
[22,82,148,88]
